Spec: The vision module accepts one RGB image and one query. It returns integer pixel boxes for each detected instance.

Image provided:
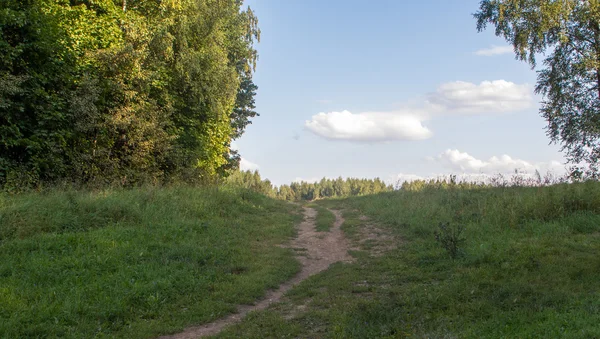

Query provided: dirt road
[158,206,352,339]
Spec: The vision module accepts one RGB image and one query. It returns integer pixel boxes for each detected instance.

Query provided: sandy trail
[158,207,352,339]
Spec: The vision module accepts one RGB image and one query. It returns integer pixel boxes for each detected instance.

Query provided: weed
[434,222,466,258]
[307,203,335,232]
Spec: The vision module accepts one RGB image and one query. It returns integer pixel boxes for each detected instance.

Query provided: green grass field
[217,181,600,338]
[0,186,302,338]
[307,203,336,232]
[3,182,600,338]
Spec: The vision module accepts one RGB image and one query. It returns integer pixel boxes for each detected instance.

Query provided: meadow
[306,203,336,232]
[0,186,301,338]
[2,181,600,338]
[218,180,600,338]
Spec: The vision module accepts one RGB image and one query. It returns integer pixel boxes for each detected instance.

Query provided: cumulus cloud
[427,80,533,114]
[305,79,533,142]
[305,110,432,142]
[436,149,565,174]
[475,45,514,56]
[240,158,259,171]
[389,150,566,188]
[230,142,260,171]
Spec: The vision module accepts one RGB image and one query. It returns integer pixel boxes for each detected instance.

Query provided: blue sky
[235,0,566,186]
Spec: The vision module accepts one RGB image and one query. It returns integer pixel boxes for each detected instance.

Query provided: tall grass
[219,181,600,338]
[0,186,301,338]
[331,180,600,337]
[359,180,600,235]
[306,203,336,232]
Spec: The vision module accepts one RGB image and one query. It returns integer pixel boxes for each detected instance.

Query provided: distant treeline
[399,172,569,191]
[227,171,579,201]
[227,170,393,201]
[1,0,259,191]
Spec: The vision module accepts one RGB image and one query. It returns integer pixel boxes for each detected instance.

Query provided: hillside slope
[218,182,600,338]
[0,187,301,338]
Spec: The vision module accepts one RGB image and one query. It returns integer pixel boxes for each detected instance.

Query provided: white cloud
[305,110,432,142]
[231,142,260,171]
[427,80,533,114]
[240,158,260,172]
[305,80,533,143]
[475,45,513,56]
[435,149,565,174]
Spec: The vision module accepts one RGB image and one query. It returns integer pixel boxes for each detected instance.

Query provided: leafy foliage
[0,0,260,189]
[475,0,600,178]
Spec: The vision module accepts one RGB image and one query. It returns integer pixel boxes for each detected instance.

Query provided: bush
[434,222,465,258]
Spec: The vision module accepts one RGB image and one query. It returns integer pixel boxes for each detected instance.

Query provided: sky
[235,0,567,186]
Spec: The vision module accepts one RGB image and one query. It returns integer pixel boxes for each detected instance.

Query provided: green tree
[1,0,77,186]
[475,0,600,178]
[1,0,260,189]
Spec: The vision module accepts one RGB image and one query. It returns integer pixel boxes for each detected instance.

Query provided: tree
[1,0,76,187]
[475,0,600,178]
[0,0,260,189]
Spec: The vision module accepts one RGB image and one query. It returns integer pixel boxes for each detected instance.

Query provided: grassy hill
[3,181,600,338]
[0,186,301,338]
[218,181,600,338]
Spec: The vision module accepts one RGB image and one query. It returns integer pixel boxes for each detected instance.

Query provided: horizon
[236,0,566,186]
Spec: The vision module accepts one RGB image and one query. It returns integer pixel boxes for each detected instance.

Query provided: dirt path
[158,207,352,339]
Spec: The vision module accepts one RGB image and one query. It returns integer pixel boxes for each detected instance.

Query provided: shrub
[434,222,465,259]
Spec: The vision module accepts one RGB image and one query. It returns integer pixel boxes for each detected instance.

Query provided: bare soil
[158,206,352,339]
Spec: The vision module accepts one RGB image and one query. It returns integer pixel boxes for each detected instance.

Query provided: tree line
[398,172,568,192]
[227,170,393,201]
[225,170,574,201]
[1,0,259,190]
[4,0,600,192]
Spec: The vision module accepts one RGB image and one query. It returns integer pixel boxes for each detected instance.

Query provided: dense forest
[227,170,393,201]
[1,0,259,190]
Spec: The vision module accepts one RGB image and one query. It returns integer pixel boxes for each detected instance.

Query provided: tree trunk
[122,0,127,12]
[597,67,600,100]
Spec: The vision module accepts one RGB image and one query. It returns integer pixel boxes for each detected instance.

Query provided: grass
[215,181,600,338]
[307,203,336,232]
[4,181,600,338]
[0,186,302,338]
